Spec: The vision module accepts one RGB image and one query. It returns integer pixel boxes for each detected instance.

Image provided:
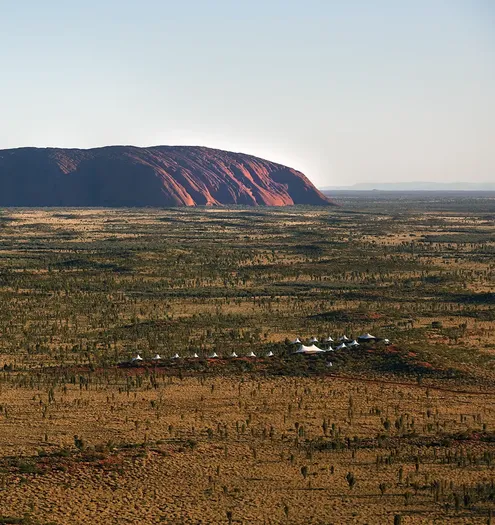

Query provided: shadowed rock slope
[0,146,333,207]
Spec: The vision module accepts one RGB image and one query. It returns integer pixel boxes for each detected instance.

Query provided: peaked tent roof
[336,343,347,350]
[290,338,301,344]
[294,344,325,354]
[358,333,377,340]
[247,351,257,357]
[266,351,274,357]
[208,352,219,358]
[152,354,161,360]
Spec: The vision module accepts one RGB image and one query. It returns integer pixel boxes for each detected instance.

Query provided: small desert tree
[346,472,356,490]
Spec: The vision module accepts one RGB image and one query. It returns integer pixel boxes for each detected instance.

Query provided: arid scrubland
[0,193,494,524]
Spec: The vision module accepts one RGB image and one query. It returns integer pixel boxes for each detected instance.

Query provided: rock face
[0,145,333,207]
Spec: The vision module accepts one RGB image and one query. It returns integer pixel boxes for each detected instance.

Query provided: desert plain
[0,192,494,524]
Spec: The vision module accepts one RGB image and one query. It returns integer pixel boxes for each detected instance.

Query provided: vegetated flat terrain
[0,192,494,524]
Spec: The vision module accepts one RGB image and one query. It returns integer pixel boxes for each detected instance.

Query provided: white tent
[348,340,360,347]
[336,343,347,350]
[325,346,335,352]
[152,354,161,361]
[131,354,143,362]
[339,335,350,342]
[266,351,274,357]
[294,344,325,355]
[208,352,218,359]
[309,337,319,343]
[247,351,257,358]
[358,333,377,342]
[171,353,180,359]
[230,352,238,358]
[326,361,333,367]
[290,338,301,344]
[192,353,199,358]
[323,336,334,343]
[383,339,391,345]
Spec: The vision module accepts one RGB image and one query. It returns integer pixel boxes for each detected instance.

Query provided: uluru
[0,145,333,207]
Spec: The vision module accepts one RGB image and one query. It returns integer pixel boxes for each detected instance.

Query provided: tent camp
[339,335,350,342]
[348,340,360,347]
[336,343,347,350]
[358,333,377,342]
[294,344,325,355]
[323,336,334,343]
[326,346,335,352]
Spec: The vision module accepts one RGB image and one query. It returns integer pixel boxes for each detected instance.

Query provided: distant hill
[321,181,495,191]
[0,145,334,207]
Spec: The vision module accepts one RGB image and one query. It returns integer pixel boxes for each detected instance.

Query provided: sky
[1,1,494,187]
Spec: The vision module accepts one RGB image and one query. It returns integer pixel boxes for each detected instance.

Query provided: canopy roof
[132,354,143,361]
[266,351,274,357]
[358,333,376,340]
[247,351,257,357]
[323,336,334,342]
[294,344,325,354]
[230,352,238,358]
[208,352,218,358]
[192,353,199,358]
[152,354,161,360]
[171,353,180,359]
[308,337,318,343]
[336,343,347,350]
[339,335,350,342]
[349,340,359,347]
[290,338,301,344]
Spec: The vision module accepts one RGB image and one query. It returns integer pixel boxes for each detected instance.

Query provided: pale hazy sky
[1,1,494,187]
